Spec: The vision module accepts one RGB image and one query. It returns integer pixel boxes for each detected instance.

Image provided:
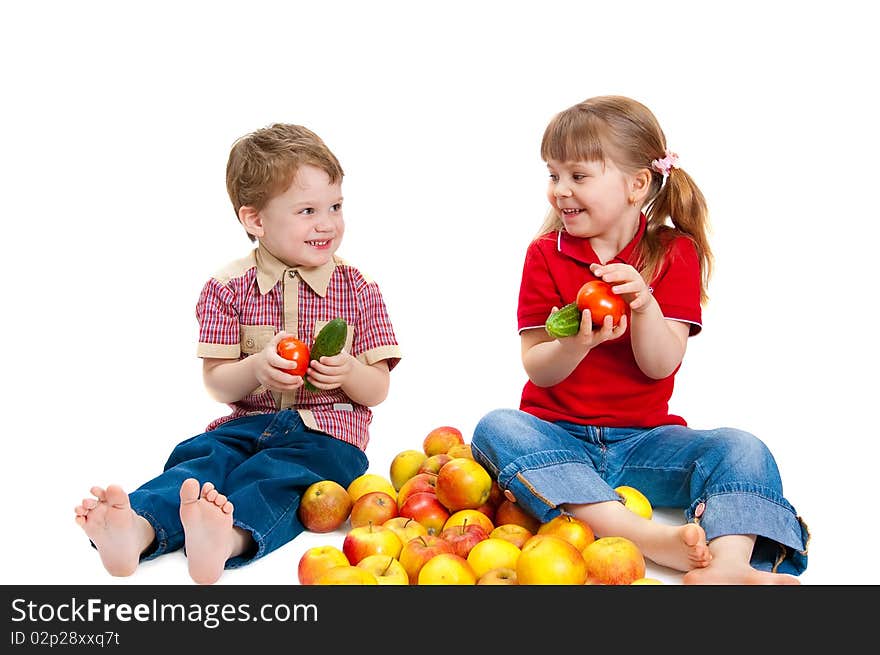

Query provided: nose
[553,179,572,197]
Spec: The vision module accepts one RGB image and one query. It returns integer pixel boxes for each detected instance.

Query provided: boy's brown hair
[226,123,345,241]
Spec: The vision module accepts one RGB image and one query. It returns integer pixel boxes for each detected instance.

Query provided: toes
[90,486,106,500]
[221,501,234,515]
[105,485,130,509]
[180,478,201,504]
[205,488,218,503]
[211,493,228,508]
[201,482,216,498]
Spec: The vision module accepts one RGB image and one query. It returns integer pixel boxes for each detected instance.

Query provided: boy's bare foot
[74,485,154,577]
[179,478,235,585]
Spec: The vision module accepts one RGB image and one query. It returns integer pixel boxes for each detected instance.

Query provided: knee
[713,428,780,480]
[472,408,523,451]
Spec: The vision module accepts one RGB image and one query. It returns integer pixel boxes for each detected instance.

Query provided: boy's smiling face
[244,164,344,268]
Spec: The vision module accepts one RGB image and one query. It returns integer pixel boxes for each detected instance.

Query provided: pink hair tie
[651,149,679,176]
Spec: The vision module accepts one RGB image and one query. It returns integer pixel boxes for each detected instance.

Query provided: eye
[548,174,559,182]
[299,207,315,215]
[331,202,342,212]
[573,174,587,181]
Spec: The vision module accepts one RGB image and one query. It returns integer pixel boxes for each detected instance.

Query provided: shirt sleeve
[195,278,242,358]
[651,236,703,335]
[352,278,401,370]
[517,238,563,332]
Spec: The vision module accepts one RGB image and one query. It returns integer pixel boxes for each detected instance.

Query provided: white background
[2,1,877,586]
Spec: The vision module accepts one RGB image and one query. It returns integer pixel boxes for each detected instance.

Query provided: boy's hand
[306,351,356,391]
[254,331,305,392]
[590,262,655,313]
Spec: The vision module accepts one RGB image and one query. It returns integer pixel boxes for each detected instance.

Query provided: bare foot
[640,522,712,572]
[683,561,801,584]
[74,485,154,577]
[179,479,235,585]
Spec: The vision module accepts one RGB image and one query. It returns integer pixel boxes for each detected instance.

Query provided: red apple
[399,491,451,535]
[439,522,489,559]
[298,480,352,533]
[396,472,438,510]
[349,490,398,529]
[418,453,453,476]
[494,499,541,534]
[342,523,403,564]
[435,457,492,512]
[398,534,454,585]
[422,426,465,456]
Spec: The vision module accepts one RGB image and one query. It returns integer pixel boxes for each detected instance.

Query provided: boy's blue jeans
[127,410,368,569]
[472,408,809,576]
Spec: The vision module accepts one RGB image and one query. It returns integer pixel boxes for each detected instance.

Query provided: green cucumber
[544,302,581,338]
[304,318,348,392]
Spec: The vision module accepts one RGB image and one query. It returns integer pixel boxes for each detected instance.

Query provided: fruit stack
[297,426,658,585]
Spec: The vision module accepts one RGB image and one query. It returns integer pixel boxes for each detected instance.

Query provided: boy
[74,124,401,585]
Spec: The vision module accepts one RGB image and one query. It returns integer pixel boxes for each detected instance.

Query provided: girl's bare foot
[179,479,236,585]
[74,485,154,577]
[682,534,801,585]
[640,522,713,572]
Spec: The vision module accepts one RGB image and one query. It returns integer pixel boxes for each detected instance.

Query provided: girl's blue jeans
[127,410,368,569]
[472,408,809,575]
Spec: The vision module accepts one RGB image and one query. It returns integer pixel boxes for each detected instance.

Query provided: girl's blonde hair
[538,96,713,304]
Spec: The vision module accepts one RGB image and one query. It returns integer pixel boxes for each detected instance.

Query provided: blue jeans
[128,410,368,568]
[471,408,809,575]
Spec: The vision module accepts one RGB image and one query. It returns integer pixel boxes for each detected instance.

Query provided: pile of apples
[297,426,659,585]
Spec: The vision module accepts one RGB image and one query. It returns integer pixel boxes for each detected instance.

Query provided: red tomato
[276,336,310,376]
[576,280,627,327]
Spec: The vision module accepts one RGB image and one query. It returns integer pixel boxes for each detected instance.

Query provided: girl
[471,96,808,584]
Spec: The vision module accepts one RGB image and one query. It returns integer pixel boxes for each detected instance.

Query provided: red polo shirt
[517,214,702,428]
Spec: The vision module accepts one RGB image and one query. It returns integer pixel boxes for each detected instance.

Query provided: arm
[590,262,688,379]
[203,331,305,403]
[306,353,390,407]
[521,309,627,387]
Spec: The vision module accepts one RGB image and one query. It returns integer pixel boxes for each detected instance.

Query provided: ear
[631,169,652,204]
[238,205,263,239]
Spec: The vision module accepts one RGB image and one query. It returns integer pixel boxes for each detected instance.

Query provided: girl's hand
[306,351,356,391]
[254,331,306,392]
[549,305,628,354]
[590,262,655,313]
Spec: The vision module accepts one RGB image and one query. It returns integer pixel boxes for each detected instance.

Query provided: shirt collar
[254,243,336,297]
[558,212,647,266]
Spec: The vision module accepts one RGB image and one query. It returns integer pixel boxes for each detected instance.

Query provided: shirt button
[245,338,254,348]
[503,489,517,503]
[694,502,706,518]
[288,271,296,278]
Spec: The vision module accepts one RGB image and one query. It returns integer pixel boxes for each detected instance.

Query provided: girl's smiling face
[247,164,344,268]
[546,158,636,241]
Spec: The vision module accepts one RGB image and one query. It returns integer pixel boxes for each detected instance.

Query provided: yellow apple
[435,458,492,512]
[631,577,663,585]
[615,485,653,520]
[315,565,378,585]
[298,480,352,533]
[477,567,519,585]
[537,514,595,551]
[446,443,473,460]
[490,523,534,549]
[389,449,428,491]
[347,473,397,504]
[422,425,465,456]
[356,554,409,585]
[466,537,522,580]
[517,534,587,585]
[398,534,454,585]
[382,516,429,545]
[443,509,495,535]
[417,553,476,585]
[297,545,350,585]
[582,536,646,585]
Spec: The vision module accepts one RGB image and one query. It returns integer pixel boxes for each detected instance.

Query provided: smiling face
[546,158,637,242]
[242,164,344,268]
